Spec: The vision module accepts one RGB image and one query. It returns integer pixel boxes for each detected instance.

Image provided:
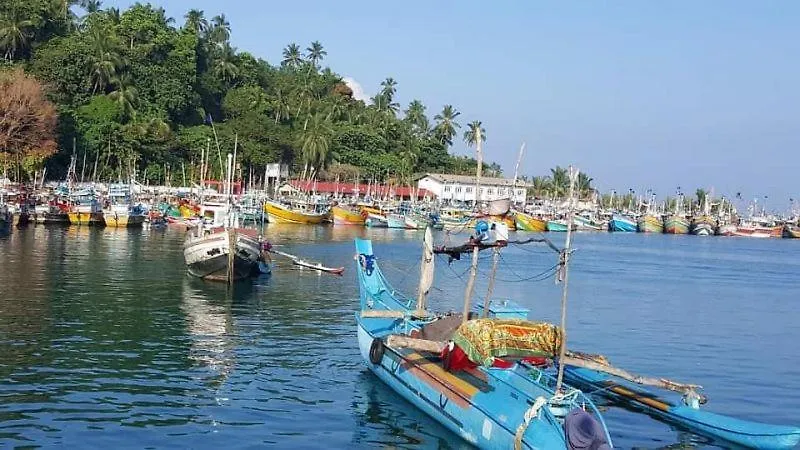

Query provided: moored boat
[664,215,690,234]
[546,218,573,232]
[385,213,408,229]
[690,215,716,236]
[637,214,664,233]
[67,188,105,226]
[331,205,366,226]
[608,213,637,232]
[514,211,547,232]
[264,200,328,224]
[732,222,783,238]
[103,184,145,228]
[784,224,800,238]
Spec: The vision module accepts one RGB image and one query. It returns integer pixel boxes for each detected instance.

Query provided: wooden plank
[361,310,406,319]
[387,335,446,354]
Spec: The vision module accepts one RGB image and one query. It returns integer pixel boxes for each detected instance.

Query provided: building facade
[416,173,527,204]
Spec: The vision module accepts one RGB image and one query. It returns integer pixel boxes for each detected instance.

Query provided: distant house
[416,173,527,204]
[279,180,431,201]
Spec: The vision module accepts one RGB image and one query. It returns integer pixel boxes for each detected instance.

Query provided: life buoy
[369,338,384,365]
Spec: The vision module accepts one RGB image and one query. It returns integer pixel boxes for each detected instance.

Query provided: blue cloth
[564,409,611,450]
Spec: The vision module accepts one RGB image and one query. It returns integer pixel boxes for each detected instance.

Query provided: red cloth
[441,344,549,371]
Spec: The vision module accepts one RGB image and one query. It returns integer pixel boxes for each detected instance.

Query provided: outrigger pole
[554,166,578,393]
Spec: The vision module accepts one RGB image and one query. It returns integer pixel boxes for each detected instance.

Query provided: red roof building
[286,180,431,200]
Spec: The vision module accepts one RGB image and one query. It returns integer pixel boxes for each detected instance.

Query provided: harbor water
[1,226,798,449]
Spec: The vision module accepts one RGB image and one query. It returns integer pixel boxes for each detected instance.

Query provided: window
[498,188,506,195]
[455,186,463,193]
[465,187,473,193]
[487,188,495,195]
[444,186,451,192]
[516,189,524,196]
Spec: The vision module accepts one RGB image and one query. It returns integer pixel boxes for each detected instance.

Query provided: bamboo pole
[482,247,500,317]
[554,166,578,393]
[386,335,445,354]
[461,127,483,325]
[562,354,703,395]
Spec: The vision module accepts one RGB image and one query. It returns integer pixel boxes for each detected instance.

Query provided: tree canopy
[0,0,497,185]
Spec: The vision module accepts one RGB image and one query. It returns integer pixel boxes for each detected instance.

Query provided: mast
[555,165,578,393]
[461,127,483,325]
[414,227,435,316]
[511,142,525,204]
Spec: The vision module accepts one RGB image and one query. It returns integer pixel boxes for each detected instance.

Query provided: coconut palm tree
[108,72,138,120]
[272,88,291,124]
[81,0,102,13]
[577,172,594,199]
[300,114,333,179]
[549,166,569,199]
[281,43,303,69]
[305,40,326,69]
[380,77,397,100]
[463,120,486,147]
[695,188,708,210]
[530,176,549,198]
[88,28,122,93]
[213,44,239,82]
[0,6,35,60]
[208,14,230,44]
[404,100,429,135]
[433,105,461,148]
[184,9,208,34]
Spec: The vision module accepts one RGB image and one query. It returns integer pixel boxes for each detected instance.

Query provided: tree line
[0,0,498,186]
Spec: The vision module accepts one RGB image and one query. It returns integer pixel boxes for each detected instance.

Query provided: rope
[513,396,547,450]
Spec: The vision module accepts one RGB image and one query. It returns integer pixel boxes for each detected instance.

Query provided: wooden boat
[67,189,105,226]
[264,200,328,224]
[573,214,605,232]
[364,212,388,228]
[184,227,262,281]
[331,205,366,226]
[608,214,637,232]
[783,224,800,238]
[717,223,737,236]
[514,211,547,232]
[664,215,690,234]
[103,184,145,228]
[564,366,800,449]
[546,219,574,232]
[732,220,783,238]
[690,215,716,236]
[386,213,408,229]
[354,235,613,449]
[33,202,70,225]
[0,202,11,233]
[637,214,664,233]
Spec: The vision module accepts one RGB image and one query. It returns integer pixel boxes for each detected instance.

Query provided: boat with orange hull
[331,205,366,226]
[732,223,783,238]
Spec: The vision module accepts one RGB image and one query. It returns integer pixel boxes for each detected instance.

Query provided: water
[1,226,798,449]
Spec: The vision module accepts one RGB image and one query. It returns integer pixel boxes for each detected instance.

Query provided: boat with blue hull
[608,214,637,232]
[354,235,613,449]
[563,366,800,449]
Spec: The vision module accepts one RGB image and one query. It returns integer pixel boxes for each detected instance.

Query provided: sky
[107,0,800,209]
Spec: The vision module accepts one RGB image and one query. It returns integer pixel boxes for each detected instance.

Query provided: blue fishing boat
[354,232,613,449]
[608,214,637,232]
[385,213,407,229]
[563,365,800,449]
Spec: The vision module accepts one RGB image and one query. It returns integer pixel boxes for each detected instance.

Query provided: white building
[417,173,527,204]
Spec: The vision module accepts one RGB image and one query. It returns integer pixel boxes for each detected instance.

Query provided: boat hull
[609,215,637,232]
[515,212,547,232]
[331,206,366,226]
[784,225,800,238]
[264,202,327,224]
[68,212,105,226]
[365,213,388,228]
[664,216,690,234]
[183,231,261,281]
[565,366,800,449]
[637,215,664,234]
[386,214,408,229]
[732,225,782,238]
[104,212,146,228]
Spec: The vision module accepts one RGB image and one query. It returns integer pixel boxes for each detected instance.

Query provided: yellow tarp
[452,319,563,367]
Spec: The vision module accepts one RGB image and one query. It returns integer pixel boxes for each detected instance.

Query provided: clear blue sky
[108,0,800,209]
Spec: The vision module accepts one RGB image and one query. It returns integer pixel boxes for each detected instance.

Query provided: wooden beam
[562,355,703,395]
[361,310,406,319]
[386,335,446,354]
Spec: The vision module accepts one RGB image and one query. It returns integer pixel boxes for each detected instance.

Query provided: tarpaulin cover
[451,319,562,367]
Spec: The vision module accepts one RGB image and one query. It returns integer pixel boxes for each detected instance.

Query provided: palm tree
[281,43,303,69]
[549,166,569,199]
[380,77,397,100]
[463,120,486,147]
[404,100,429,134]
[300,114,333,178]
[272,88,291,124]
[213,44,239,82]
[208,14,230,44]
[433,105,461,148]
[305,40,326,68]
[184,9,208,34]
[88,28,122,93]
[81,0,102,13]
[577,172,594,199]
[108,73,138,120]
[0,6,35,60]
[530,176,549,198]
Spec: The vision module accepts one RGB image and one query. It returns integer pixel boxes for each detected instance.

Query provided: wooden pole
[555,166,578,393]
[482,247,500,317]
[461,127,483,325]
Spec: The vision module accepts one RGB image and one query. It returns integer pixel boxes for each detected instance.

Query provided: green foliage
[12,1,495,184]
